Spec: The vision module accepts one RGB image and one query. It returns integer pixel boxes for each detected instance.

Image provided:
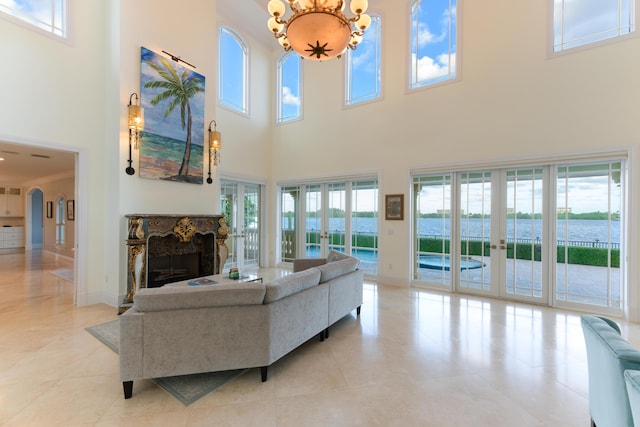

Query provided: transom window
[277,51,301,123]
[218,27,248,114]
[346,14,381,106]
[0,0,66,38]
[553,0,635,52]
[410,0,457,89]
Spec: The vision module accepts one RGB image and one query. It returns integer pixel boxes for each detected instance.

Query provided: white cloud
[413,52,456,82]
[282,86,300,106]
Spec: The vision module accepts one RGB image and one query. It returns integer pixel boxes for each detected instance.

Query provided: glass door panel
[305,184,323,257]
[220,181,238,269]
[353,180,379,275]
[328,183,346,254]
[556,162,623,309]
[458,171,492,293]
[243,183,260,266]
[280,186,300,262]
[503,168,546,302]
[220,180,262,271]
[413,174,452,286]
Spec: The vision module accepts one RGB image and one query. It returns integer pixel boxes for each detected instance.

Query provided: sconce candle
[126,93,144,175]
[207,120,222,184]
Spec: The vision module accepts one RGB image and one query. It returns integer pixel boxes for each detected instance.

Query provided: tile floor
[1,250,637,426]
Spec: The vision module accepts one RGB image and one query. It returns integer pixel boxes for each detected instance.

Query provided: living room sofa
[119,251,363,399]
[581,315,640,427]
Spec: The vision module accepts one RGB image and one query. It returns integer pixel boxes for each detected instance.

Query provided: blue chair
[624,370,640,426]
[581,315,640,427]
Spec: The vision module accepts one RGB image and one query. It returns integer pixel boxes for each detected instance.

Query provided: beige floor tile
[0,250,626,426]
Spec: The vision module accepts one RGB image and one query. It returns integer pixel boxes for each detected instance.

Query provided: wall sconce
[207,120,222,184]
[125,93,144,176]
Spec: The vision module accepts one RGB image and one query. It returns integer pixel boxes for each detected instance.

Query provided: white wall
[0,1,109,305]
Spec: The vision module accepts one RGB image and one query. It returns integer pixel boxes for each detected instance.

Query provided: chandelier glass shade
[267,0,370,61]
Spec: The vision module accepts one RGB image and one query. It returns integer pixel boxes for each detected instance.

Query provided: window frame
[344,13,383,108]
[276,51,303,124]
[0,0,70,42]
[218,26,249,116]
[408,0,460,93]
[549,0,638,56]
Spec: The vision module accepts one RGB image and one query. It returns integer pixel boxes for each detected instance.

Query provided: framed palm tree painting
[139,47,205,184]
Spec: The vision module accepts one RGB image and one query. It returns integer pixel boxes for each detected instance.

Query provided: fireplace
[121,214,228,313]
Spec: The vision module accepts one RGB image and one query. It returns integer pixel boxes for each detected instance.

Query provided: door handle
[490,244,507,250]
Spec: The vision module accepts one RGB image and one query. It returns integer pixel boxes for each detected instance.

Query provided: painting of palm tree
[139,47,206,184]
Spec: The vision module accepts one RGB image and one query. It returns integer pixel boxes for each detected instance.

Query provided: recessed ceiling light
[0,157,4,161]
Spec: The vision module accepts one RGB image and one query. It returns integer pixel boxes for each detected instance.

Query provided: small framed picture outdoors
[67,200,75,221]
[385,194,404,220]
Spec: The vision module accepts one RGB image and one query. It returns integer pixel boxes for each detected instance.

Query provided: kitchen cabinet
[0,226,24,249]
[0,187,23,217]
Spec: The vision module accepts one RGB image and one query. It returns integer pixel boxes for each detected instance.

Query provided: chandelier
[267,0,371,61]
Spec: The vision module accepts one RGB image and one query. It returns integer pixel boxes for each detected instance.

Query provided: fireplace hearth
[121,214,228,313]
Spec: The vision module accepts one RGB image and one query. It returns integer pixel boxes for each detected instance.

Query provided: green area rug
[86,320,247,406]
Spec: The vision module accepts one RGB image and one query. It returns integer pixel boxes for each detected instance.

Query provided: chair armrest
[293,258,327,273]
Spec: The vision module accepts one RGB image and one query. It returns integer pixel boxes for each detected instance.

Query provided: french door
[279,178,379,275]
[457,168,547,304]
[413,159,625,311]
[220,180,262,271]
[305,183,347,258]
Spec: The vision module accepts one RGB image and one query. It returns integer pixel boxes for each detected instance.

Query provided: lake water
[284,217,621,244]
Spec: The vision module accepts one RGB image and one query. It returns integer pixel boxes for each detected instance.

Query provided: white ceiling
[0,141,75,185]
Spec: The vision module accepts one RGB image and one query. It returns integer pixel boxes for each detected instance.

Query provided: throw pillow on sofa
[327,250,351,263]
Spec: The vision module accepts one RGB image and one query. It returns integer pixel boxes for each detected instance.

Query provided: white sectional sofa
[119,251,363,399]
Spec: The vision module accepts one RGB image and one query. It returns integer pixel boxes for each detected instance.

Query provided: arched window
[553,0,635,52]
[277,51,302,123]
[410,0,457,89]
[55,196,65,245]
[0,0,67,38]
[346,14,382,106]
[218,27,248,114]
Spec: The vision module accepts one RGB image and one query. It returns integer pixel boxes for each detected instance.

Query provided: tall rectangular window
[277,52,301,122]
[346,15,381,106]
[0,0,66,38]
[553,0,635,52]
[410,0,457,89]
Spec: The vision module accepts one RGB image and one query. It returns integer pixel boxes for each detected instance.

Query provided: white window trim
[406,0,462,94]
[276,51,303,124]
[344,12,383,109]
[0,0,72,44]
[217,26,250,117]
[547,0,639,58]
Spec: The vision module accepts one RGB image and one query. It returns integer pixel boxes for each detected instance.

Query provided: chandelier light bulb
[350,0,368,14]
[357,13,371,30]
[268,17,284,33]
[268,0,285,17]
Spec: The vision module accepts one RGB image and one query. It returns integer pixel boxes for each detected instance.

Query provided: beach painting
[139,47,205,184]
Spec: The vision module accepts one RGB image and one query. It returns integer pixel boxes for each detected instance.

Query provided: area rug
[51,269,74,281]
[86,320,247,405]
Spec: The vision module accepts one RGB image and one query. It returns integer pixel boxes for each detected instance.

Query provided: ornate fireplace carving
[121,214,228,313]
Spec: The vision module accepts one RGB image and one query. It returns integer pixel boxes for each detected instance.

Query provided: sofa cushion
[327,250,351,263]
[263,268,321,303]
[133,282,266,312]
[316,256,359,283]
